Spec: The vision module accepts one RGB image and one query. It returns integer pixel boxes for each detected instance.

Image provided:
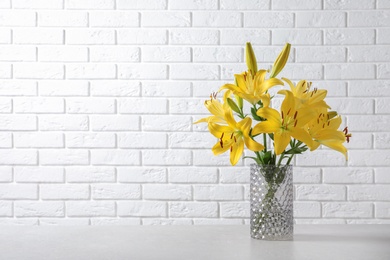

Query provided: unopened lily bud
[269,43,291,78]
[245,42,258,75]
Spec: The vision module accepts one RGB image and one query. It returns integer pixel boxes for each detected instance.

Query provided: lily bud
[328,111,338,119]
[226,98,241,114]
[245,42,258,75]
[269,43,291,78]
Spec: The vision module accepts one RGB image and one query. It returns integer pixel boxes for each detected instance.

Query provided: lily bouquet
[195,43,351,167]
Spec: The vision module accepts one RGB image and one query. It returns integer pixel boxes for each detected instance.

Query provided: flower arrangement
[196,43,351,166]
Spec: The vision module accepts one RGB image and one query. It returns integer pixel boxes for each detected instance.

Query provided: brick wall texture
[0,0,389,225]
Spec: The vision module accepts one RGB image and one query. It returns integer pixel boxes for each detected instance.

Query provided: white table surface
[0,225,389,260]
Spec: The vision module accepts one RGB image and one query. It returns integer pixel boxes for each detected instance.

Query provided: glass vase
[250,164,293,240]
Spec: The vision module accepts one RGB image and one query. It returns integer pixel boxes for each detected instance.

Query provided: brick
[220,0,270,10]
[91,218,140,225]
[296,46,346,62]
[0,166,13,182]
[193,47,242,63]
[344,133,372,150]
[219,167,248,184]
[143,184,192,200]
[192,80,228,97]
[323,168,373,184]
[141,47,191,62]
[0,10,35,26]
[376,202,390,218]
[0,184,37,199]
[118,133,167,148]
[272,29,322,45]
[91,81,140,97]
[297,11,346,27]
[143,150,191,166]
[324,0,374,9]
[0,150,37,165]
[66,98,116,114]
[375,133,390,149]
[65,0,114,9]
[67,201,116,217]
[40,150,89,166]
[0,133,11,148]
[278,64,323,80]
[41,184,89,200]
[39,115,88,131]
[194,185,243,201]
[296,185,346,201]
[0,46,36,61]
[348,150,390,166]
[194,12,241,27]
[142,12,190,27]
[66,64,116,79]
[325,64,375,80]
[90,11,139,27]
[169,167,217,183]
[92,184,141,199]
[90,46,140,62]
[348,46,390,62]
[13,0,63,9]
[13,28,63,44]
[0,28,10,43]
[14,133,64,148]
[0,201,12,216]
[293,167,321,183]
[0,64,11,79]
[376,98,390,114]
[39,81,88,96]
[193,149,232,166]
[117,0,167,9]
[0,81,31,97]
[0,98,11,113]
[378,0,390,8]
[168,132,214,148]
[170,98,208,115]
[118,98,167,114]
[349,11,390,27]
[142,115,191,131]
[0,115,36,130]
[14,97,64,113]
[325,29,375,45]
[325,98,374,114]
[66,166,116,183]
[90,115,139,131]
[170,29,219,45]
[294,202,321,218]
[349,80,390,97]
[170,64,219,80]
[349,185,390,201]
[38,11,88,27]
[221,29,270,45]
[14,63,64,79]
[378,64,390,79]
[117,29,167,44]
[272,0,321,9]
[169,202,218,217]
[91,150,140,165]
[348,115,390,131]
[14,167,64,183]
[15,202,64,217]
[118,64,167,79]
[39,46,88,62]
[142,81,191,97]
[66,133,115,148]
[66,29,115,44]
[220,202,249,217]
[245,12,294,28]
[323,202,372,218]
[117,167,166,183]
[168,0,218,10]
[118,201,166,217]
[378,28,390,44]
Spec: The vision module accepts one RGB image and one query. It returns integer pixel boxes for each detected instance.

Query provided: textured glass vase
[250,164,293,240]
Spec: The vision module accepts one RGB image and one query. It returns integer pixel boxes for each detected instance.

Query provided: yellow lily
[307,110,349,159]
[220,70,283,105]
[209,108,264,165]
[282,78,330,110]
[194,91,233,124]
[252,90,315,155]
[269,43,291,78]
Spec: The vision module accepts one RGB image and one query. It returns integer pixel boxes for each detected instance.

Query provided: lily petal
[230,139,244,165]
[274,131,291,155]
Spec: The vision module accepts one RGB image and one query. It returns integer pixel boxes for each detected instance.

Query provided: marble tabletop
[0,224,389,260]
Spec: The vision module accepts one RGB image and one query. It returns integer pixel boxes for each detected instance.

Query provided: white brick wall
[0,0,388,225]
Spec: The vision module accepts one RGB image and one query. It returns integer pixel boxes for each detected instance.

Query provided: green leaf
[268,133,274,140]
[227,98,241,114]
[251,107,263,121]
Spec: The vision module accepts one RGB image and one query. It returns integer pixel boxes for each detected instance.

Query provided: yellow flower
[220,70,283,105]
[307,110,349,159]
[252,90,315,155]
[269,43,291,78]
[209,108,264,166]
[194,91,233,124]
[282,78,330,110]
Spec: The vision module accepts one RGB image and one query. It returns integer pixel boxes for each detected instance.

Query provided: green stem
[263,133,267,152]
[286,154,294,165]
